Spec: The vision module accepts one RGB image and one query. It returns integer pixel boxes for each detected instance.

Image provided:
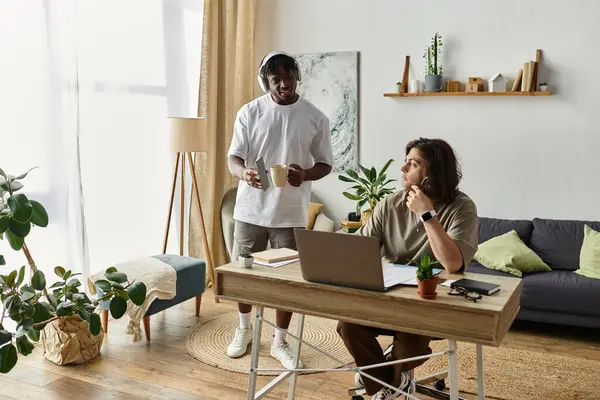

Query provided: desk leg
[248,306,264,400]
[288,313,305,400]
[476,344,485,400]
[448,340,458,400]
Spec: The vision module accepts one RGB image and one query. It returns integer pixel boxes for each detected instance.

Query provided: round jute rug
[416,340,600,400]
[185,309,353,375]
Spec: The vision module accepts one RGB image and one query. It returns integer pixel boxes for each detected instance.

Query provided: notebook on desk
[450,278,501,295]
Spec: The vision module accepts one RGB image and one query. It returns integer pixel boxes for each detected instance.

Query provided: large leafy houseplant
[338,159,396,215]
[0,167,146,373]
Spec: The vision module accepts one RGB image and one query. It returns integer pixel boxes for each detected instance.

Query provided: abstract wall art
[294,51,358,172]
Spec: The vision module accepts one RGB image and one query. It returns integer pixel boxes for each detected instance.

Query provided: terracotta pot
[417,275,439,299]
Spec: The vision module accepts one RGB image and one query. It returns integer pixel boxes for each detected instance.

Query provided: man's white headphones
[257,50,302,93]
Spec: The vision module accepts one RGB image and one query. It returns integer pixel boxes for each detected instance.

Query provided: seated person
[337,137,478,400]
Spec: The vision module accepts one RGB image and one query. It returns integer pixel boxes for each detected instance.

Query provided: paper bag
[41,315,104,365]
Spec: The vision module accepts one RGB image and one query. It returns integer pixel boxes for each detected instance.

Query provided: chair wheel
[434,379,446,391]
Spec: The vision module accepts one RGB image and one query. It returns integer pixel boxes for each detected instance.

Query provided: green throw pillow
[473,230,551,277]
[575,225,600,279]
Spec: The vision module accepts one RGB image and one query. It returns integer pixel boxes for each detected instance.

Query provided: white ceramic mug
[270,164,288,187]
[409,80,421,93]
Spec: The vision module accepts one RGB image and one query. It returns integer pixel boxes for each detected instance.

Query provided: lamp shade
[167,117,208,152]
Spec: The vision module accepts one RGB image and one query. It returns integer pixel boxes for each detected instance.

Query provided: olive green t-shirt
[356,190,478,268]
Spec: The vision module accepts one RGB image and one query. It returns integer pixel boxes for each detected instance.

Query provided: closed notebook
[252,248,299,263]
[450,278,501,295]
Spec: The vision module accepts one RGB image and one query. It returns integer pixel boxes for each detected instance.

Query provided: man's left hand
[406,185,434,215]
[287,164,308,187]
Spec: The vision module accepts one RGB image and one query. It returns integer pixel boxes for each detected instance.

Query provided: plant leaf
[54,266,66,279]
[95,280,111,292]
[32,302,53,325]
[369,167,376,181]
[0,168,6,179]
[66,278,81,288]
[78,309,91,323]
[7,194,33,223]
[20,291,34,302]
[105,272,127,284]
[5,230,24,250]
[0,344,18,373]
[31,271,46,291]
[342,192,362,201]
[109,296,127,319]
[346,170,360,180]
[0,255,4,266]
[27,326,40,342]
[105,266,118,274]
[89,313,102,336]
[7,218,31,238]
[29,200,48,228]
[337,174,357,183]
[6,270,17,288]
[127,282,146,306]
[358,164,371,179]
[16,266,26,288]
[16,335,34,356]
[14,167,38,181]
[378,159,394,180]
[0,216,8,234]
[0,329,11,346]
[63,270,72,281]
[56,300,75,317]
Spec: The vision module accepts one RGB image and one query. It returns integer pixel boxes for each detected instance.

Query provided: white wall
[255,0,600,225]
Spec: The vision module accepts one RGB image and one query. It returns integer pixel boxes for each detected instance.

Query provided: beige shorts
[231,220,299,260]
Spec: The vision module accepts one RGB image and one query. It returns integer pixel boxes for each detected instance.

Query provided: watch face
[421,211,432,222]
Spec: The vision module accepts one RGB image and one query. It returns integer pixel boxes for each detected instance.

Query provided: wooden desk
[216,262,522,399]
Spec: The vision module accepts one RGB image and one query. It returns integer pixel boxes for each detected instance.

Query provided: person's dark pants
[337,321,431,395]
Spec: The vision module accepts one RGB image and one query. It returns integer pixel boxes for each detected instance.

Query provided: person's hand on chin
[406,185,434,215]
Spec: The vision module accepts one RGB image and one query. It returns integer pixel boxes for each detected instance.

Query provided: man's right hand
[243,168,263,189]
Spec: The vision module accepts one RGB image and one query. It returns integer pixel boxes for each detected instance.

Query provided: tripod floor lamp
[163,117,215,295]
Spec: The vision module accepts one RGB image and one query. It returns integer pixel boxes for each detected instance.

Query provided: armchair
[220,187,335,260]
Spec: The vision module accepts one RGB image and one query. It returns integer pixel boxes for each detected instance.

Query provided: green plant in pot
[423,32,444,92]
[0,166,146,373]
[415,253,440,299]
[338,159,396,224]
[238,246,253,268]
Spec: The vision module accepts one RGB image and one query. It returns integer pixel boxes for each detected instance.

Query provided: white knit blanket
[87,256,177,342]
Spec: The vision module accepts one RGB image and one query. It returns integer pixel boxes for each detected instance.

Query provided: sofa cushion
[575,225,600,279]
[466,261,517,278]
[521,270,600,317]
[529,218,600,271]
[473,230,551,277]
[477,217,533,244]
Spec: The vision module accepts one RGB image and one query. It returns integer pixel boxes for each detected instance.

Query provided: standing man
[338,138,478,400]
[226,51,334,369]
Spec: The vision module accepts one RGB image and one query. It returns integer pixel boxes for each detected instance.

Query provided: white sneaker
[227,325,253,358]
[270,341,304,369]
[368,371,411,400]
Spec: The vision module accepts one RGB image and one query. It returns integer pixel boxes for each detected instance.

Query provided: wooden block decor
[466,83,479,93]
[401,55,410,94]
[446,81,460,92]
[469,77,484,92]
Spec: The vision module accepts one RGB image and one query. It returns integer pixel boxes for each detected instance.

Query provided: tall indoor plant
[423,32,444,92]
[0,167,146,373]
[338,159,396,223]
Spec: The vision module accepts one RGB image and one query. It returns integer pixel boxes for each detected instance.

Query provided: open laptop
[294,229,418,292]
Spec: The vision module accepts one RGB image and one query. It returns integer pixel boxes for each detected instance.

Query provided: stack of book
[340,220,362,233]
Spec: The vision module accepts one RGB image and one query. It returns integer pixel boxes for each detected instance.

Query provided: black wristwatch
[420,209,437,223]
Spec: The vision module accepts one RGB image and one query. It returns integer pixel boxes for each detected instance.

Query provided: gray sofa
[466,217,600,329]
[220,187,336,260]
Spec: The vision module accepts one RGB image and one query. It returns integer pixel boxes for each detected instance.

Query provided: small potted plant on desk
[539,82,549,92]
[238,246,254,268]
[416,253,440,299]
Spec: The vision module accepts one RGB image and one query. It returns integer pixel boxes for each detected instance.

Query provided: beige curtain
[189,0,256,288]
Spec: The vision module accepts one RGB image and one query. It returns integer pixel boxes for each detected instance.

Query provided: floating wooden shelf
[384,91,552,97]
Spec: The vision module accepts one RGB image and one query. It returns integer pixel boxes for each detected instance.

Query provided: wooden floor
[1,296,600,400]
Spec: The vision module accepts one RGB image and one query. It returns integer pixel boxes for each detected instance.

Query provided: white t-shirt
[228,94,334,228]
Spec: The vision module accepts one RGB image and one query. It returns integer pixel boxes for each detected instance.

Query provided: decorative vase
[41,315,104,366]
[417,275,439,299]
[239,256,253,268]
[361,210,373,226]
[424,75,442,92]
